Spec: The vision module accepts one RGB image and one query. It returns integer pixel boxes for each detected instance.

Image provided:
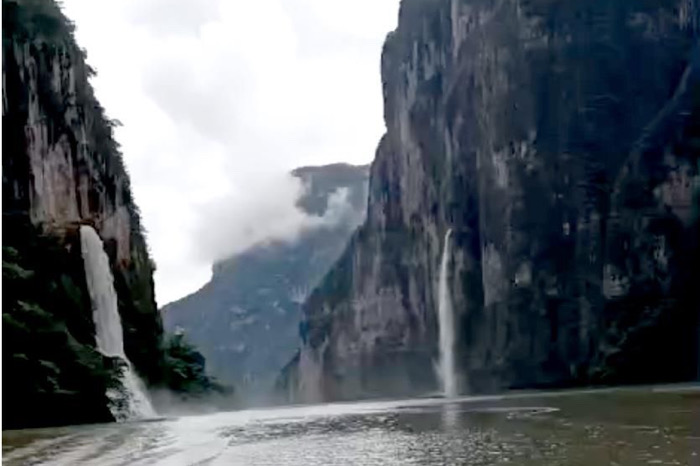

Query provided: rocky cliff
[2,0,206,428]
[283,0,700,402]
[163,164,368,403]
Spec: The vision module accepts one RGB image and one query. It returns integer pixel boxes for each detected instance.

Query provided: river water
[3,385,699,465]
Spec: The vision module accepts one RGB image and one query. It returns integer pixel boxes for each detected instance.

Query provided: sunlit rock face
[163,164,369,402]
[281,0,700,402]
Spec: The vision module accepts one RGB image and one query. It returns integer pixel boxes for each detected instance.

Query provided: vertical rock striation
[283,0,700,401]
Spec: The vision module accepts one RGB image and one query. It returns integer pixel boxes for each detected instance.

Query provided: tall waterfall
[437,229,458,398]
[80,225,156,421]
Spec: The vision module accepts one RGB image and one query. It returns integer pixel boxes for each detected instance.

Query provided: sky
[61,0,400,306]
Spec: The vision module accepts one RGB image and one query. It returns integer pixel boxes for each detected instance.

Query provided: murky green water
[3,385,700,465]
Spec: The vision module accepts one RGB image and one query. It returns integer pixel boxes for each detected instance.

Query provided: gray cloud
[195,178,363,264]
[194,173,312,263]
[319,187,366,228]
[62,0,398,305]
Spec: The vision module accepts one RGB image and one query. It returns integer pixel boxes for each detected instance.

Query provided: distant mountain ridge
[162,163,369,402]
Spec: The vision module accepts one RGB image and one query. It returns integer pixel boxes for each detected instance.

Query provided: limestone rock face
[282,0,700,401]
[4,40,140,266]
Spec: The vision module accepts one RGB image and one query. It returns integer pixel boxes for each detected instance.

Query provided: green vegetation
[2,220,115,428]
[2,0,75,43]
[162,333,230,396]
[2,218,229,427]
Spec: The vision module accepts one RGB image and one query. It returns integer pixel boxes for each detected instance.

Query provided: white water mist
[437,228,458,398]
[80,225,156,421]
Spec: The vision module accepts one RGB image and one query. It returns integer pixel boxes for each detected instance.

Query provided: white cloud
[196,178,362,264]
[61,0,398,305]
[195,172,310,263]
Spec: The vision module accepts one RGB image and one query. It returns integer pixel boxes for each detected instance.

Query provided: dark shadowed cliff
[2,0,217,428]
[281,0,700,402]
[162,164,369,402]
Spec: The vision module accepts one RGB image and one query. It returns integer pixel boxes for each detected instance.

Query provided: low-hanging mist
[194,172,364,267]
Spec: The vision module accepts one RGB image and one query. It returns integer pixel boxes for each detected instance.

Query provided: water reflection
[440,402,460,430]
[3,386,699,465]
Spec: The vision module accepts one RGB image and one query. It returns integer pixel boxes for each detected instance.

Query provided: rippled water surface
[4,386,700,465]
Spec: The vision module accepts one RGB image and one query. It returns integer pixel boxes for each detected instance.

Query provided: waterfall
[437,229,458,398]
[80,225,156,421]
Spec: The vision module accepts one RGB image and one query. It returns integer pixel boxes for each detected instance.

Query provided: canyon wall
[282,0,700,402]
[2,0,162,427]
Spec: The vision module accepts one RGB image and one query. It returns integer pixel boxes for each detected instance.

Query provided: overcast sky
[61,0,399,306]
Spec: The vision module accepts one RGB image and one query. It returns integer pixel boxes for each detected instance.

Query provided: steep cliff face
[163,164,368,402]
[2,0,162,427]
[285,0,700,402]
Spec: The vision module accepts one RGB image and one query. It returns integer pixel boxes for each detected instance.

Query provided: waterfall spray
[437,228,458,398]
[80,225,156,421]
